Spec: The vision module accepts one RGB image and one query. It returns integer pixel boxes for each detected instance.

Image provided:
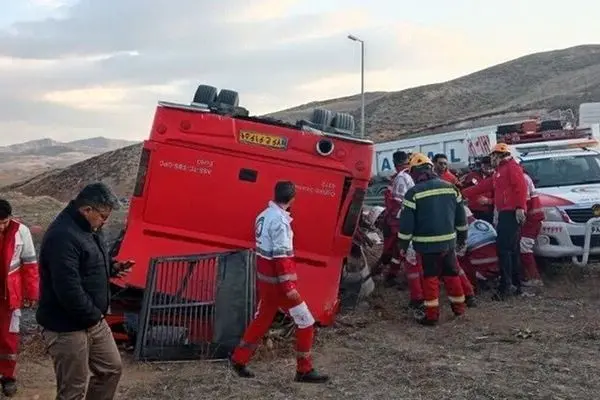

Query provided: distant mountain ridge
[0,136,139,156]
[4,44,600,199]
[0,136,140,187]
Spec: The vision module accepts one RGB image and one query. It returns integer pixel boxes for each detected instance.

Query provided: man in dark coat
[37,183,133,400]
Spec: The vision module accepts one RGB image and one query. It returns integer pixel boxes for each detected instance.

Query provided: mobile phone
[120,260,135,270]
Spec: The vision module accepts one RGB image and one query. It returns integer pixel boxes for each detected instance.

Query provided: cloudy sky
[0,0,598,145]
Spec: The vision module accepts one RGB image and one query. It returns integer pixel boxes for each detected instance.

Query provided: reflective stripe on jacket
[255,201,297,292]
[0,220,39,309]
[397,177,468,254]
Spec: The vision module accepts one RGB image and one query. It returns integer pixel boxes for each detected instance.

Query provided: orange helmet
[408,152,433,168]
[491,143,511,154]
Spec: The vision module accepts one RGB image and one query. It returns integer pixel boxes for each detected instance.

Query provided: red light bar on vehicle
[514,138,599,154]
[500,127,592,145]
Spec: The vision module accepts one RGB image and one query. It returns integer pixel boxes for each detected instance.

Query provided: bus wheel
[311,108,335,127]
[332,112,356,135]
[193,85,218,105]
[216,89,239,107]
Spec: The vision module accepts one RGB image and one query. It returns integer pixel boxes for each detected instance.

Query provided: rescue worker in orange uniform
[379,151,414,286]
[0,199,39,397]
[433,153,460,187]
[397,154,468,325]
[457,206,500,290]
[520,170,545,287]
[460,156,495,224]
[230,181,328,383]
[463,143,528,300]
[403,242,425,309]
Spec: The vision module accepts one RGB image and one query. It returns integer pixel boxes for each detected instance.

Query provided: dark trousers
[496,210,521,294]
[473,210,494,225]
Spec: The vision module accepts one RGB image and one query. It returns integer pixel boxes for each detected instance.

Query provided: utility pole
[347,34,365,138]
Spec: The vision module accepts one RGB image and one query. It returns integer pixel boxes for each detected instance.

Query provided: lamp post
[347,34,365,138]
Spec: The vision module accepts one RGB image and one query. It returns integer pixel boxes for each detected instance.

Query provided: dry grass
[13,227,600,399]
[15,264,600,400]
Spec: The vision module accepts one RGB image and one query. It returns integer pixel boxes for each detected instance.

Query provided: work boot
[1,377,17,397]
[408,299,425,310]
[231,362,255,378]
[229,355,255,378]
[465,295,477,308]
[295,369,330,384]
[413,309,437,326]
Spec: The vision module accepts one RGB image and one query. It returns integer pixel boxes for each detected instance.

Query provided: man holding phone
[37,183,133,400]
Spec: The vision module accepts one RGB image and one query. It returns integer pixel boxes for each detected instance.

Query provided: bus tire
[217,89,240,107]
[332,112,355,134]
[193,85,218,105]
[312,108,335,127]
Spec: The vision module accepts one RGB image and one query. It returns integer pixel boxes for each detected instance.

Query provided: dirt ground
[13,263,600,400]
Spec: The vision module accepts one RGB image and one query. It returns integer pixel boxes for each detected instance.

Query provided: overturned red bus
[109,85,374,337]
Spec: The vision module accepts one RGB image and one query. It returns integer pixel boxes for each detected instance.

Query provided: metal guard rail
[572,216,600,267]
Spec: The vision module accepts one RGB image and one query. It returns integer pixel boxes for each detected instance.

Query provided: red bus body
[113,101,373,326]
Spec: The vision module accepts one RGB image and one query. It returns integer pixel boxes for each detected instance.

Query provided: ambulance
[511,123,600,266]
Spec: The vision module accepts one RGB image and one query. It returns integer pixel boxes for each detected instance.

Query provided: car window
[520,154,600,188]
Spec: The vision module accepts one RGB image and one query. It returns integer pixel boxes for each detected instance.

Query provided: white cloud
[29,0,66,8]
[0,0,573,145]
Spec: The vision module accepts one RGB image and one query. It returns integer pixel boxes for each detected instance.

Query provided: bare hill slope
[269,44,600,141]
[0,136,140,186]
[4,45,600,200]
[4,143,143,202]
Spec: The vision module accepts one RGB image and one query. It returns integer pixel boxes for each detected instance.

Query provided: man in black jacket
[37,183,133,400]
[397,153,468,326]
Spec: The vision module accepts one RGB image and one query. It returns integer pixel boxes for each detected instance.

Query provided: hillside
[0,136,140,186]
[4,44,600,200]
[269,44,600,141]
[4,143,143,202]
[0,136,138,155]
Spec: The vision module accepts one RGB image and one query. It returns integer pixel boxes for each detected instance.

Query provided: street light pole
[347,34,365,138]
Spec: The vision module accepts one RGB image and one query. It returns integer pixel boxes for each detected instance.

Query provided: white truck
[371,126,498,178]
[579,102,600,128]
[512,125,600,265]
[366,125,498,197]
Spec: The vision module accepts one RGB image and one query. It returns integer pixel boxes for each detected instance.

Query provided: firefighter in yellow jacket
[397,153,469,325]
